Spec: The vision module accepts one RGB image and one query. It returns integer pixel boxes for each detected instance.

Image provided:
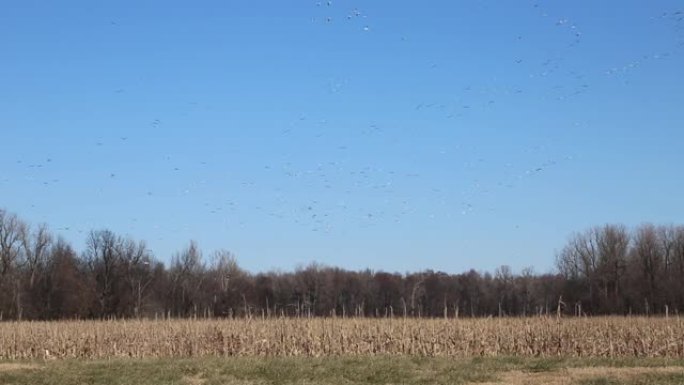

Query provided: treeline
[1,209,683,320]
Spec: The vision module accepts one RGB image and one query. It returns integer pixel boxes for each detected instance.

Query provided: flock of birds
[314,1,369,31]
[3,1,683,245]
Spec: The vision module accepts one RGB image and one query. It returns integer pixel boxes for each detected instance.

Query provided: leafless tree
[119,238,155,318]
[84,230,120,317]
[0,210,25,278]
[596,224,629,308]
[20,223,52,290]
[169,241,206,317]
[0,210,27,318]
[632,224,663,313]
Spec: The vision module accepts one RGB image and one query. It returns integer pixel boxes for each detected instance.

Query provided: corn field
[1,317,683,360]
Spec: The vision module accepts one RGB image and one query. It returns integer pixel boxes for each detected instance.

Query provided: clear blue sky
[2,0,683,274]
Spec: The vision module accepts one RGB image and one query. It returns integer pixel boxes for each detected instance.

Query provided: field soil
[476,366,684,385]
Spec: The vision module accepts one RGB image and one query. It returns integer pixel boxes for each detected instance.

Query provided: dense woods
[1,208,683,320]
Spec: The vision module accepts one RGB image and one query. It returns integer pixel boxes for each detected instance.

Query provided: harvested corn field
[1,317,683,360]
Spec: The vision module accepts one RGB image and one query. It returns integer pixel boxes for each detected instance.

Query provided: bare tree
[632,224,663,314]
[518,266,535,316]
[0,209,27,318]
[169,241,206,317]
[596,224,629,310]
[84,230,120,317]
[556,226,629,314]
[408,273,425,317]
[673,226,684,311]
[494,265,513,316]
[44,238,93,319]
[208,249,243,316]
[20,223,52,290]
[0,210,25,278]
[118,238,155,318]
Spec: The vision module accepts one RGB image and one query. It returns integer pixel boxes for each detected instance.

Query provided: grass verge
[0,356,683,385]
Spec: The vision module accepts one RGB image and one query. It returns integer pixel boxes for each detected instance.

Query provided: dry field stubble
[0,316,683,360]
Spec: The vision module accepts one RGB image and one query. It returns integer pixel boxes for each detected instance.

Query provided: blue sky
[2,0,683,274]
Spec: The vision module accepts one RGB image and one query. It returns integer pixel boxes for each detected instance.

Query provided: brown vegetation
[1,316,683,360]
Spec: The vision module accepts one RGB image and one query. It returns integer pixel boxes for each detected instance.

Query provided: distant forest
[1,208,683,320]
